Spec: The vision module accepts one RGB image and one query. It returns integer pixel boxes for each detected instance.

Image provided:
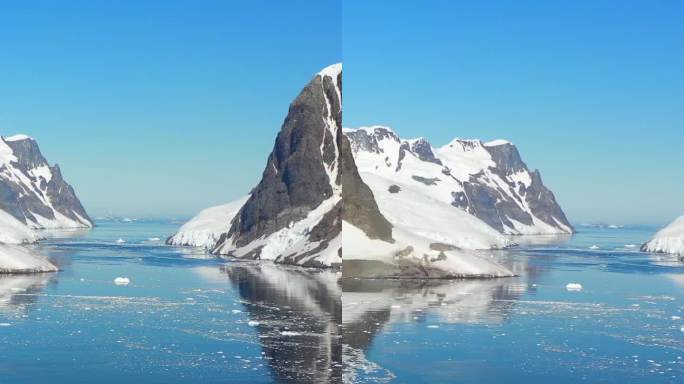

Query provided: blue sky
[0,0,341,218]
[344,0,683,225]
[1,1,681,225]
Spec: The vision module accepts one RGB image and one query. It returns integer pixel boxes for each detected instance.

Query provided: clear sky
[1,1,682,225]
[0,0,341,218]
[344,0,683,225]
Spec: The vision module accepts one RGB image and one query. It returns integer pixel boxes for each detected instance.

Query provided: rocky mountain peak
[0,134,93,241]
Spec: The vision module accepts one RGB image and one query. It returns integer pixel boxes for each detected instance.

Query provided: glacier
[166,196,249,249]
[641,215,684,257]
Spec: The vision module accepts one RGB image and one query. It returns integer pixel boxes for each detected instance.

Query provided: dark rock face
[222,72,339,249]
[338,129,392,242]
[213,65,392,266]
[451,143,573,234]
[0,136,92,228]
[411,175,440,186]
[346,127,400,155]
[409,138,442,165]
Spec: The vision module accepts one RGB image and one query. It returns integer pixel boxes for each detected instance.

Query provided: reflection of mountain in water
[341,257,541,379]
[220,263,342,384]
[0,273,55,315]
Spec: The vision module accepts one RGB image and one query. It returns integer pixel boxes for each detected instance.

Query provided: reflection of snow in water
[343,344,395,384]
[0,273,53,315]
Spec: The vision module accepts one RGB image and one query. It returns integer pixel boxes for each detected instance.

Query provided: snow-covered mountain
[171,65,517,277]
[339,125,574,278]
[0,134,93,244]
[641,215,684,258]
[345,126,573,236]
[0,134,92,272]
[169,64,345,268]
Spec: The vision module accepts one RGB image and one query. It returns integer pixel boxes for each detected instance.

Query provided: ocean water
[342,225,684,383]
[0,220,341,384]
[2,222,682,383]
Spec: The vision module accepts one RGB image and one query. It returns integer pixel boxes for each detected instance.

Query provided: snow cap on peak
[318,63,342,78]
[484,139,513,147]
[444,137,482,147]
[357,125,395,134]
[3,134,33,142]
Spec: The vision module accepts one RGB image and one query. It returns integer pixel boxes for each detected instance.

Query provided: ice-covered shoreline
[0,244,57,274]
[166,196,249,249]
[642,215,684,257]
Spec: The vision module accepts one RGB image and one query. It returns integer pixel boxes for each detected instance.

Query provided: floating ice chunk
[589,245,599,250]
[681,325,684,333]
[426,325,440,329]
[624,244,637,248]
[231,309,242,314]
[0,323,11,327]
[116,238,126,244]
[280,331,301,336]
[148,237,161,242]
[566,283,583,291]
[247,320,260,326]
[114,277,130,285]
[672,316,682,320]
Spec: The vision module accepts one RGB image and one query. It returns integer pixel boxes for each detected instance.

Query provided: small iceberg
[247,320,260,327]
[116,238,126,244]
[114,277,130,286]
[589,245,600,250]
[566,283,583,292]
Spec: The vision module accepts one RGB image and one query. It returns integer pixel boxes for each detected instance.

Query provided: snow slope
[0,244,57,274]
[642,215,684,257]
[167,196,249,249]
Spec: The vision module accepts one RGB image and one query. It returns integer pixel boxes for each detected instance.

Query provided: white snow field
[0,210,40,245]
[642,215,684,256]
[167,196,250,249]
[0,244,57,274]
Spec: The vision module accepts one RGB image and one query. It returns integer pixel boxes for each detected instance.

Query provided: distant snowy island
[0,134,93,273]
[642,215,684,258]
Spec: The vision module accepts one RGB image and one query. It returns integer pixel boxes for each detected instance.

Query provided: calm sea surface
[1,221,682,383]
[0,220,341,384]
[343,225,684,383]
